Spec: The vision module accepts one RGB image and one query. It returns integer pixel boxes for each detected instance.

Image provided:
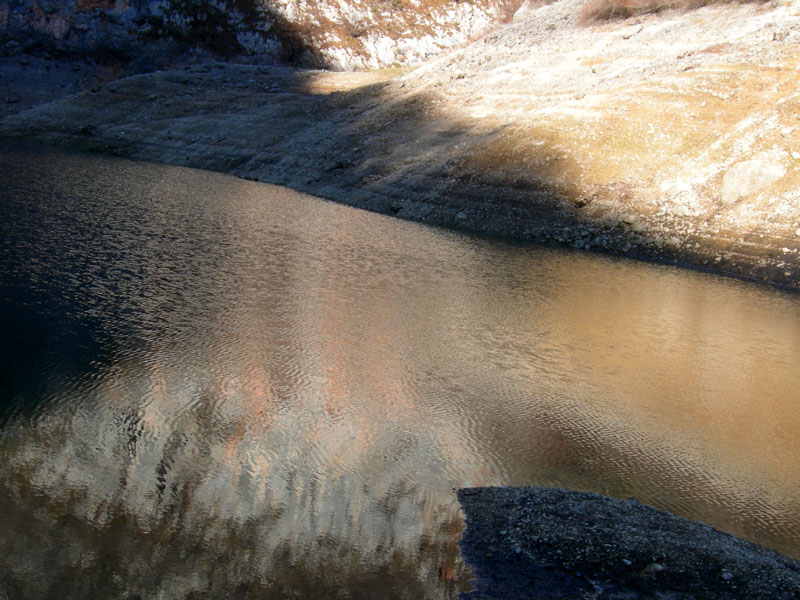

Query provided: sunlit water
[1,141,800,599]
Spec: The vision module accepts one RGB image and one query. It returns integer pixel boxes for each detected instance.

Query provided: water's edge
[2,59,799,291]
[457,486,800,599]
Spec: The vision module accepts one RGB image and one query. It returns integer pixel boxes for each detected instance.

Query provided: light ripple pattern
[1,140,800,599]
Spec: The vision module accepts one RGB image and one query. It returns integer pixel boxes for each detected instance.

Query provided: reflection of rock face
[0,0,521,69]
[0,358,470,599]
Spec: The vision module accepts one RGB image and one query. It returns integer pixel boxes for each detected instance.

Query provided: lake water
[1,141,800,599]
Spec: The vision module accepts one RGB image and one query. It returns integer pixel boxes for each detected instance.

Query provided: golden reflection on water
[1,144,800,598]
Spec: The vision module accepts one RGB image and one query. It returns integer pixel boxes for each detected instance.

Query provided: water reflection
[1,142,799,598]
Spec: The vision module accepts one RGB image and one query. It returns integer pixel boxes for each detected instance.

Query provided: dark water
[1,141,800,599]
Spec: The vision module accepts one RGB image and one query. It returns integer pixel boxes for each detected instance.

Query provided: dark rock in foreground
[458,486,800,599]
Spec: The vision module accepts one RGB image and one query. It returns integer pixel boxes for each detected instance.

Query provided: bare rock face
[0,0,522,69]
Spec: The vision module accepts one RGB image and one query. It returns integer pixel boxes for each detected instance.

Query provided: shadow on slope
[2,60,800,288]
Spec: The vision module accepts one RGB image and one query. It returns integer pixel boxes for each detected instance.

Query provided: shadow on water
[0,286,111,424]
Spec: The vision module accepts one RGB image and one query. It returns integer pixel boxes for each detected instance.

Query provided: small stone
[792,151,800,160]
[455,211,468,222]
[721,569,734,581]
[643,562,665,575]
[622,559,632,566]
[794,228,800,237]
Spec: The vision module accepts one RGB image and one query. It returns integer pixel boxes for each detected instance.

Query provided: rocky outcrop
[458,486,800,599]
[0,0,521,69]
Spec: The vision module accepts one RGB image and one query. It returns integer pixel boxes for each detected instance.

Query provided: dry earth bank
[3,0,800,289]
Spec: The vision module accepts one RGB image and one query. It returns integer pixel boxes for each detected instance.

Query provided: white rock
[720,152,787,206]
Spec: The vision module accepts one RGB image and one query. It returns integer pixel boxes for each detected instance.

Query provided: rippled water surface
[2,142,800,599]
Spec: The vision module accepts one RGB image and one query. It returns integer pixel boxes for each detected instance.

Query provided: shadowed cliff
[0,0,522,70]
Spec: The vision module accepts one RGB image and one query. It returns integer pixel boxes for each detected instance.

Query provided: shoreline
[3,123,799,294]
[3,0,800,292]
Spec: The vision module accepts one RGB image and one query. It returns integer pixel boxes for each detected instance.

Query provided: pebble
[794,228,800,237]
[643,562,665,575]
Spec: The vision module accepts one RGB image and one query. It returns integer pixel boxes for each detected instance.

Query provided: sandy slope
[2,0,800,288]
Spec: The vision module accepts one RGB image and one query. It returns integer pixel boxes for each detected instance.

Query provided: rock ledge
[458,486,800,599]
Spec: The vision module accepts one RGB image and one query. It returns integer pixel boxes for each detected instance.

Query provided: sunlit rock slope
[3,0,800,287]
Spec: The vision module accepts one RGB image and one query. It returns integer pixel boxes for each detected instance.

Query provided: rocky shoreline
[458,486,800,599]
[3,0,800,290]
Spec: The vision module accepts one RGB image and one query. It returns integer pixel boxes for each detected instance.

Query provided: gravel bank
[458,486,800,599]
